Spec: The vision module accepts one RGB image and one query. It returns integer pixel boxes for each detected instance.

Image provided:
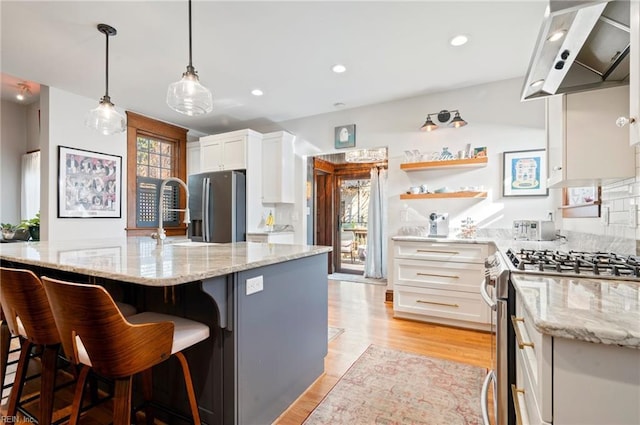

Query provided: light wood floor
[275,279,492,424]
[2,279,491,424]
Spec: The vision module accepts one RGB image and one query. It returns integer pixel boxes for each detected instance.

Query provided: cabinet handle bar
[416,300,459,308]
[511,315,535,349]
[416,272,459,279]
[511,384,525,425]
[416,249,459,254]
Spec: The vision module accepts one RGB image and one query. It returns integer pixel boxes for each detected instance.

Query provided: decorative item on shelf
[420,109,468,131]
[473,146,487,158]
[265,210,275,232]
[85,24,126,135]
[344,147,386,163]
[335,124,356,149]
[167,0,213,116]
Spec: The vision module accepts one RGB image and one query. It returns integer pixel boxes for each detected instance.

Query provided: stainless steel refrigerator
[188,170,246,243]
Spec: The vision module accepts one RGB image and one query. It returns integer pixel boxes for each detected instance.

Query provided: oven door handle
[480,277,497,311]
[481,370,496,425]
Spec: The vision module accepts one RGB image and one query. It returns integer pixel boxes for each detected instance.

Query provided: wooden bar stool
[41,276,210,425]
[0,267,62,425]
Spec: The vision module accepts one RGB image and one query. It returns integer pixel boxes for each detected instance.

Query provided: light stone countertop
[0,237,331,286]
[511,273,640,349]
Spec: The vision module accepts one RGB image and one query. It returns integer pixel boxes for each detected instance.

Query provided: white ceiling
[0,1,548,136]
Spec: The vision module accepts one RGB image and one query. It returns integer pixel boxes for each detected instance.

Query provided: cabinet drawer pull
[416,272,459,279]
[416,249,459,255]
[511,315,535,349]
[416,300,459,308]
[511,384,526,425]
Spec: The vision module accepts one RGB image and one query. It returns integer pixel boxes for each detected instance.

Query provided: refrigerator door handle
[203,178,210,242]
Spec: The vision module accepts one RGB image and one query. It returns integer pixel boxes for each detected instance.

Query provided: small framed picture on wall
[335,124,356,149]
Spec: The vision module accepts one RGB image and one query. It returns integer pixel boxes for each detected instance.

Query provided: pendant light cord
[105,30,110,98]
[188,0,193,69]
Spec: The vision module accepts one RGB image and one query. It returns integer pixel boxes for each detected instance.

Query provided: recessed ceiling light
[332,64,347,73]
[530,79,545,88]
[251,89,264,96]
[449,35,468,47]
[547,30,567,42]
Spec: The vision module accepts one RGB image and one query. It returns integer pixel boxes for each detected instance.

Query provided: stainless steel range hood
[521,0,630,101]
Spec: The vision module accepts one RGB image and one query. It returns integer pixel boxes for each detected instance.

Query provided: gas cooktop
[506,248,640,280]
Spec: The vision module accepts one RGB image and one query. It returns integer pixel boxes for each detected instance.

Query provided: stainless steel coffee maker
[428,212,449,237]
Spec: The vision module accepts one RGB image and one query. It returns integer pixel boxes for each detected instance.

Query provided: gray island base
[0,238,332,424]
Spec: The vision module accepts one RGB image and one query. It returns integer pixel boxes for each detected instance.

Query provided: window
[125,112,187,236]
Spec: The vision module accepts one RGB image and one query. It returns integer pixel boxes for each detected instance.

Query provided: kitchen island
[0,237,332,425]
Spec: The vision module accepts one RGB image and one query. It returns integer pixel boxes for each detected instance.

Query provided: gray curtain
[364,167,387,278]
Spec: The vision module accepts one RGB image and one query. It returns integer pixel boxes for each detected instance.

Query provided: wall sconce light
[16,83,32,101]
[420,109,468,131]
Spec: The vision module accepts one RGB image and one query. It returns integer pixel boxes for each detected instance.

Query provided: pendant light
[166,0,213,116]
[85,24,126,135]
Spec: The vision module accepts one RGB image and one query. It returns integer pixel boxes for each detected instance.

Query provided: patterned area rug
[303,345,485,425]
[328,327,345,342]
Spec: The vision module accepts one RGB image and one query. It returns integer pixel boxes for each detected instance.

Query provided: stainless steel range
[506,248,640,279]
[481,247,640,425]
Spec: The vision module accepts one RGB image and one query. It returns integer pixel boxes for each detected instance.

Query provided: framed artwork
[335,124,356,149]
[58,146,122,218]
[562,186,601,218]
[503,149,548,197]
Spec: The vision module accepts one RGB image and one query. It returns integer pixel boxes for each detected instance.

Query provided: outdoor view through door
[339,179,370,274]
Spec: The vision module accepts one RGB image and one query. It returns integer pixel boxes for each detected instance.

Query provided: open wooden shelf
[400,191,488,200]
[400,156,488,171]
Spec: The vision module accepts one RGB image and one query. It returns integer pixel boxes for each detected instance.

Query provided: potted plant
[1,222,18,240]
[18,212,40,241]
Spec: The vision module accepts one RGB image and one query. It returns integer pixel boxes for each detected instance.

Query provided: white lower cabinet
[513,296,640,425]
[392,240,490,330]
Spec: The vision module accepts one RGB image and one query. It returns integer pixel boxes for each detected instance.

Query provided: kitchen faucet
[151,177,190,245]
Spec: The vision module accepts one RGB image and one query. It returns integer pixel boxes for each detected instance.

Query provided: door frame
[313,157,387,274]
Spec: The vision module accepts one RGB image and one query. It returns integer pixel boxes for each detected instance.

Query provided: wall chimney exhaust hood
[521,0,630,101]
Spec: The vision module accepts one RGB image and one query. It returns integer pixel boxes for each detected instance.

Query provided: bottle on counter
[266,210,275,232]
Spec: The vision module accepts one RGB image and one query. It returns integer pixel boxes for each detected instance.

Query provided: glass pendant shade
[86,23,125,135]
[85,96,126,135]
[167,68,213,116]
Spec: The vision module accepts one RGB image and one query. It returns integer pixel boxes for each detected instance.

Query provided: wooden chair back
[41,276,174,379]
[0,267,60,345]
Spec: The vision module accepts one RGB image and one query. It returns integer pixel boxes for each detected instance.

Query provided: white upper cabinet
[261,131,295,203]
[547,85,635,188]
[186,141,201,176]
[630,1,639,145]
[200,129,261,172]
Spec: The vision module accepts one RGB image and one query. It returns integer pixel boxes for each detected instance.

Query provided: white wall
[0,100,27,225]
[257,78,553,240]
[42,87,127,241]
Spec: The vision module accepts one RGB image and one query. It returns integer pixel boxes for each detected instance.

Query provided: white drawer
[394,258,483,293]
[394,285,490,324]
[515,346,552,425]
[393,241,488,263]
[513,296,552,423]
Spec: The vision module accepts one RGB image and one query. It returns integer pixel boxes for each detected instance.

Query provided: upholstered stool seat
[42,277,210,425]
[114,301,137,317]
